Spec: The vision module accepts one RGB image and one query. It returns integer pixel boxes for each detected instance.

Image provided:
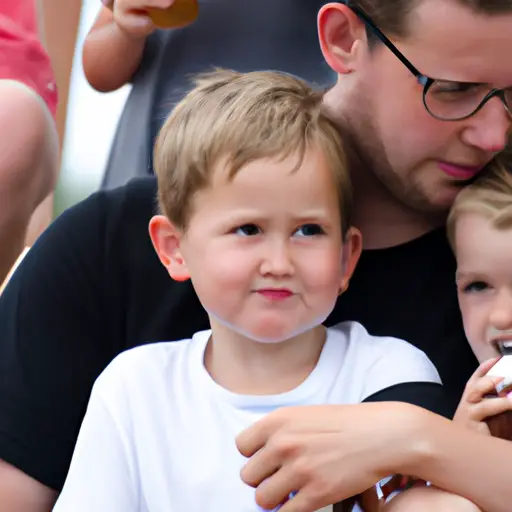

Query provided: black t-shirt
[0,177,477,491]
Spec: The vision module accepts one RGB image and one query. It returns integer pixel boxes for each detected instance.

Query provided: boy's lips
[438,161,484,180]
[256,288,294,300]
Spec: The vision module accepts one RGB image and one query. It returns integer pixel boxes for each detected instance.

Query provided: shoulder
[331,321,436,364]
[329,321,441,397]
[0,177,158,310]
[95,338,189,394]
[98,176,158,230]
[92,329,208,404]
[37,176,156,249]
[64,176,157,229]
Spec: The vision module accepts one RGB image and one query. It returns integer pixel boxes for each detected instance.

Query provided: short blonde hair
[154,68,352,235]
[447,158,512,250]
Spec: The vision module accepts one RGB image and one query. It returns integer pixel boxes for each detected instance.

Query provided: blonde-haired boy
[448,162,512,433]
[53,70,446,512]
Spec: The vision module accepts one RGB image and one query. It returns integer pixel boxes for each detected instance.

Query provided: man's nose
[462,96,511,154]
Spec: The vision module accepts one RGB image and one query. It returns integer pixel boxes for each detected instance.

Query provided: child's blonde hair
[447,158,512,250]
[154,68,353,235]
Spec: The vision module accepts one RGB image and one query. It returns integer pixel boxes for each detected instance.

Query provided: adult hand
[236,403,422,512]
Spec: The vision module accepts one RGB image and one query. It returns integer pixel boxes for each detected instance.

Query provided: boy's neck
[204,322,326,395]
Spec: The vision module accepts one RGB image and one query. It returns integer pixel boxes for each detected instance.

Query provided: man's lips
[256,289,294,300]
[438,161,485,180]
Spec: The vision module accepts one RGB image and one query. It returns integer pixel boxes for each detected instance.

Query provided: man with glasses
[237,2,512,510]
[0,0,510,510]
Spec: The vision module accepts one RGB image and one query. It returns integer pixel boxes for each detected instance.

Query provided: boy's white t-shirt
[53,321,441,512]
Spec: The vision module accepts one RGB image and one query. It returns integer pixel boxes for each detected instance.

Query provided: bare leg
[0,80,58,283]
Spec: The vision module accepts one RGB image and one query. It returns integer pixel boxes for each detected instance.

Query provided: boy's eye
[234,224,261,236]
[463,281,489,293]
[295,224,325,237]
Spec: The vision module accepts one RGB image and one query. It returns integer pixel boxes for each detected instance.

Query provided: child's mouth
[494,339,512,355]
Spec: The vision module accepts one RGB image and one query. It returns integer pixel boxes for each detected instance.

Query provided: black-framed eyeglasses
[348,3,512,122]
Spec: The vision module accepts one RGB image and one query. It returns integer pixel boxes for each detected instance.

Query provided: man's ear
[148,215,190,282]
[340,227,363,292]
[318,2,366,75]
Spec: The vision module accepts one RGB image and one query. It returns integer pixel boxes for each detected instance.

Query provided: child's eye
[463,281,489,293]
[234,224,261,236]
[294,224,325,237]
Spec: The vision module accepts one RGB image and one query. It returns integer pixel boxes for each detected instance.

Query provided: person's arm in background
[25,0,83,247]
[37,0,81,153]
[82,0,174,93]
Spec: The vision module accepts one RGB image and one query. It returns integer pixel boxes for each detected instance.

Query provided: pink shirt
[0,0,58,117]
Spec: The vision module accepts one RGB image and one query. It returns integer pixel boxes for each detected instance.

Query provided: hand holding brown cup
[485,356,512,440]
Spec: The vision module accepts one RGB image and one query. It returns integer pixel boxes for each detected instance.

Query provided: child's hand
[454,358,512,435]
[105,0,176,39]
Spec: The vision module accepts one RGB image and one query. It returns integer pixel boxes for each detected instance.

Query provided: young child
[448,163,512,435]
[52,69,474,512]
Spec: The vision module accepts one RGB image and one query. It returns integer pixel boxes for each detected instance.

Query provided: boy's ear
[340,226,363,292]
[148,215,190,282]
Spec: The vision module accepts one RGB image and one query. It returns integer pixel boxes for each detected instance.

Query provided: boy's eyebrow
[455,270,486,283]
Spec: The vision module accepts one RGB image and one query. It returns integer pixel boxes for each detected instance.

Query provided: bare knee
[0,80,59,214]
[381,487,483,512]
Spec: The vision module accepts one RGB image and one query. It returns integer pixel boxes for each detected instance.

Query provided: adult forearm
[0,459,57,512]
[82,13,146,93]
[401,408,512,512]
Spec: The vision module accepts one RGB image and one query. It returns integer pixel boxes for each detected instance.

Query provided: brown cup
[105,0,199,29]
[147,0,199,29]
[485,355,512,440]
[486,410,512,440]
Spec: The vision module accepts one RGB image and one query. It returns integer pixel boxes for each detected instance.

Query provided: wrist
[371,402,433,477]
[393,404,447,479]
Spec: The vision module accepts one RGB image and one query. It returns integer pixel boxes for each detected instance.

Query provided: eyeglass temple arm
[344,2,425,82]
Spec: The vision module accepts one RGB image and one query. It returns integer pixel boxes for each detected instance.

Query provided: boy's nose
[259,241,294,277]
[490,290,512,331]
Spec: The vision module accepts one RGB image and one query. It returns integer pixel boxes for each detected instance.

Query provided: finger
[255,469,299,511]
[465,375,504,403]
[240,445,283,488]
[236,413,284,458]
[116,12,155,36]
[123,0,175,8]
[236,427,266,459]
[471,395,512,421]
[277,489,323,512]
[466,358,501,386]
[153,0,177,8]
